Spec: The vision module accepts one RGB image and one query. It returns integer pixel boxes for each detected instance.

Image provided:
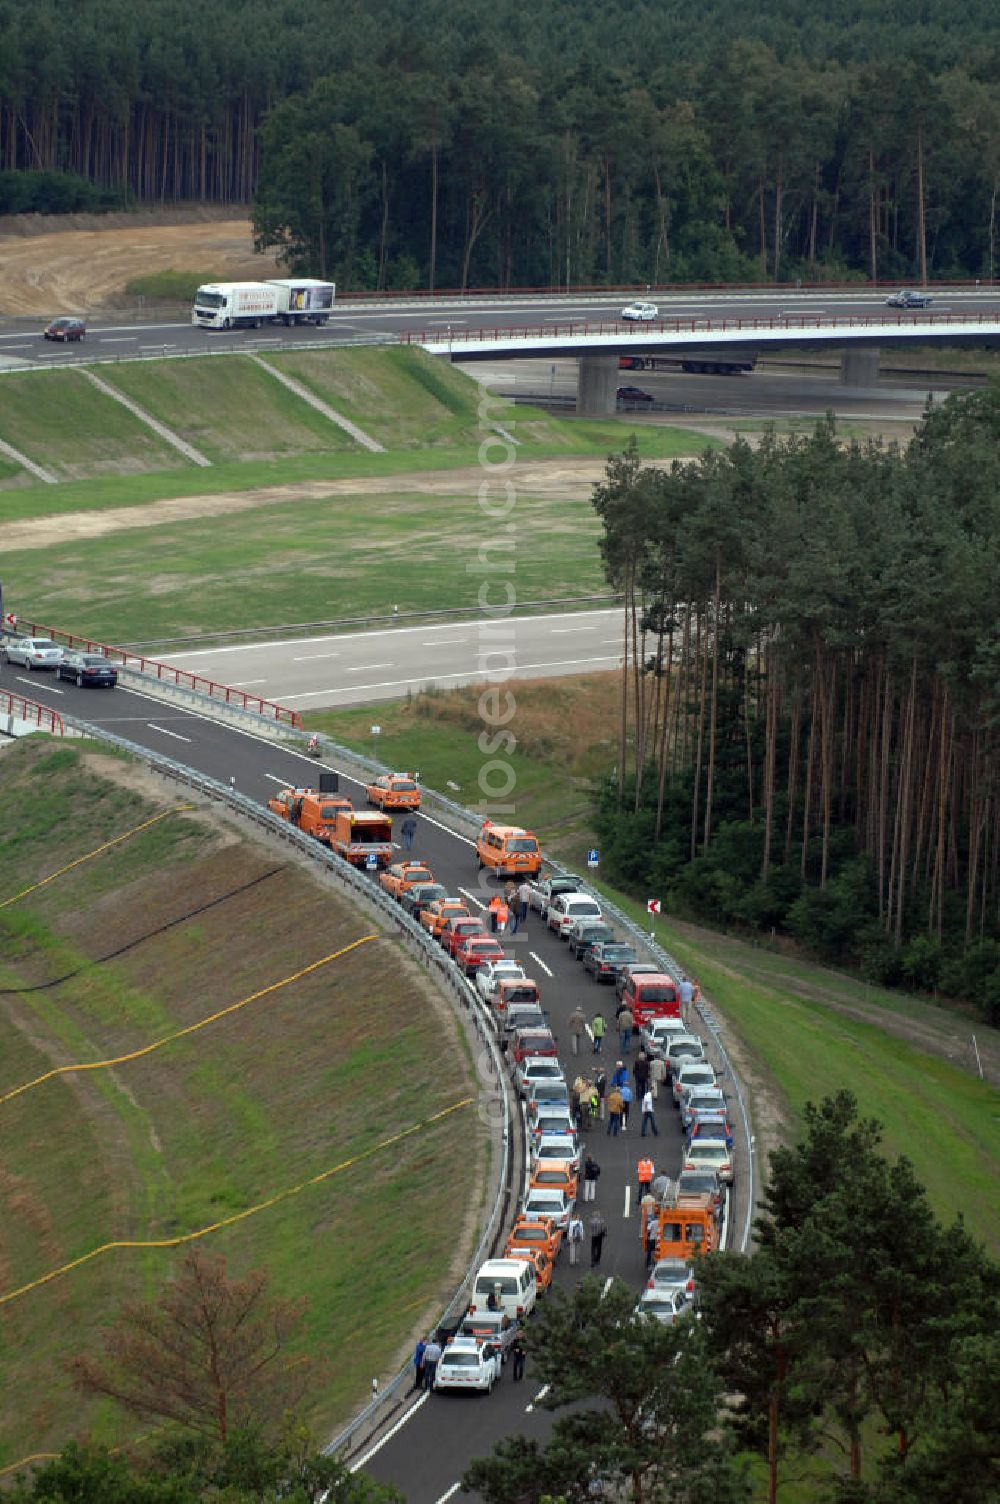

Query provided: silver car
[635,1286,694,1324]
[3,636,64,670]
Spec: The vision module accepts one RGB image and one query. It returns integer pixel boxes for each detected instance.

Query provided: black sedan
[567,920,616,960]
[616,385,655,404]
[57,650,117,687]
[583,941,640,983]
[400,882,447,919]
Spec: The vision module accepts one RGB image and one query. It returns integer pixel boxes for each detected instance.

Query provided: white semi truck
[191,278,336,330]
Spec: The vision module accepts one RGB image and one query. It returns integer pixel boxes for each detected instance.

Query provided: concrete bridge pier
[576,353,619,415]
[840,347,880,386]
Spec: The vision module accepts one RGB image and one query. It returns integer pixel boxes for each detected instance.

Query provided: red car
[511,1028,558,1065]
[442,917,486,955]
[454,935,505,976]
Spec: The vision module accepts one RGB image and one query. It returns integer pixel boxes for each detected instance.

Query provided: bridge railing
[403,308,1000,347]
[9,621,302,730]
[0,688,64,735]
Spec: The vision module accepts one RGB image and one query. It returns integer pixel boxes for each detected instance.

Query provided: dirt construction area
[0,209,277,314]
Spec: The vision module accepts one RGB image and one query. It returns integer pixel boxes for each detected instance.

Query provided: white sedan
[621,301,659,321]
[434,1336,502,1394]
[475,958,527,1003]
[2,636,64,670]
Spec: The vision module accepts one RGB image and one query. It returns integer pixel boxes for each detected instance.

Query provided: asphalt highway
[157,608,624,709]
[2,286,999,369]
[0,660,703,1501]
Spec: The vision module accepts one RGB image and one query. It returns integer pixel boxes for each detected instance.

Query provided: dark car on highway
[616,385,655,404]
[885,289,933,309]
[57,650,117,687]
[43,316,86,341]
[400,881,447,919]
[566,919,616,960]
[583,940,639,982]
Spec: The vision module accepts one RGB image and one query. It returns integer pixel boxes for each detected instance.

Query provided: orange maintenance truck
[330,809,394,869]
[366,772,421,811]
[379,860,434,900]
[267,782,351,844]
[476,820,543,880]
[641,1189,718,1263]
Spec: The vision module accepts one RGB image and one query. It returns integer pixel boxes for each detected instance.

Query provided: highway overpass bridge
[405,306,1000,413]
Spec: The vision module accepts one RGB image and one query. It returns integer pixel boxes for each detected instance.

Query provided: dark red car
[511,1028,558,1065]
[44,316,86,341]
[454,935,505,976]
[442,917,485,955]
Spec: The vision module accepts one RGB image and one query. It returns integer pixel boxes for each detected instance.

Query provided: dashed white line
[228,678,267,686]
[458,886,487,911]
[422,637,466,645]
[281,656,620,701]
[146,723,192,742]
[433,1485,462,1504]
[293,652,341,661]
[347,662,394,672]
[13,675,64,694]
[529,950,553,977]
[549,626,594,633]
[98,336,138,344]
[623,1185,631,1219]
[602,1276,614,1297]
[525,1382,550,1413]
[263,773,290,785]
[349,1390,429,1471]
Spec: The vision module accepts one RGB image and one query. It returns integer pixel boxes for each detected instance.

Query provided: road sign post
[365,852,378,871]
[371,723,381,763]
[646,897,661,941]
[587,848,599,869]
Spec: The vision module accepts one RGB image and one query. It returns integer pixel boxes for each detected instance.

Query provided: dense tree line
[1,0,999,288]
[591,388,1000,1017]
[466,1093,1000,1503]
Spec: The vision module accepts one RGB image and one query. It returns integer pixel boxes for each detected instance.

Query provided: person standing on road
[637,1154,655,1199]
[590,1210,608,1266]
[422,1336,442,1390]
[651,1171,671,1203]
[640,1086,659,1137]
[568,1005,587,1056]
[595,1067,607,1119]
[567,1212,584,1264]
[518,879,531,929]
[679,975,694,1023]
[606,1086,623,1136]
[412,1337,427,1391]
[400,815,417,851]
[633,1049,650,1101]
[592,1011,606,1053]
[620,1081,632,1130]
[583,1151,601,1200]
[511,1333,527,1381]
[488,894,502,932]
[649,1052,666,1100]
[617,1004,634,1055]
[611,1060,628,1091]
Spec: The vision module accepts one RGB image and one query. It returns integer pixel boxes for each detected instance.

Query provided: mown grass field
[0,343,717,498]
[0,740,484,1468]
[4,488,610,643]
[308,676,1000,1254]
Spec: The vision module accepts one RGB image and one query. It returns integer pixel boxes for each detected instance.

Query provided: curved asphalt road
[0,658,706,1501]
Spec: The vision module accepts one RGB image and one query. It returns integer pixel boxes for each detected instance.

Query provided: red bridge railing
[1,688,64,735]
[13,622,302,730]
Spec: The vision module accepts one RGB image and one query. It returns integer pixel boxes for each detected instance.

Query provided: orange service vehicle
[330,809,394,869]
[529,1160,579,1203]
[421,897,470,938]
[506,1215,562,1263]
[642,1192,718,1263]
[267,783,351,844]
[476,820,543,880]
[366,772,421,811]
[379,860,434,899]
[507,1245,554,1295]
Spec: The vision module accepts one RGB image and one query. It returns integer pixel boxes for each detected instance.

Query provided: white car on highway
[522,1186,571,1231]
[621,300,659,321]
[2,636,64,670]
[475,958,526,1003]
[547,893,603,937]
[683,1138,734,1184]
[434,1335,502,1394]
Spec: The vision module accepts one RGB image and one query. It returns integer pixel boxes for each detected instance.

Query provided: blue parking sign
[587,848,600,868]
[365,853,378,870]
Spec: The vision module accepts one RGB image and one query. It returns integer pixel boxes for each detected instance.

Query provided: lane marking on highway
[263,773,290,785]
[293,652,341,661]
[602,1277,613,1297]
[458,887,487,911]
[98,336,138,343]
[433,1485,462,1504]
[422,637,466,645]
[347,662,394,672]
[549,626,593,633]
[529,951,552,977]
[13,675,64,694]
[147,723,192,742]
[227,679,267,686]
[281,655,622,700]
[163,608,623,658]
[525,1382,550,1412]
[348,1390,429,1471]
[623,1185,631,1219]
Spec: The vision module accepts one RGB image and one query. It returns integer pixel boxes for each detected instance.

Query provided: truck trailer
[192,278,336,329]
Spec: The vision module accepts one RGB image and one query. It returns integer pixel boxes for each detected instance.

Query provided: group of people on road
[488,879,531,935]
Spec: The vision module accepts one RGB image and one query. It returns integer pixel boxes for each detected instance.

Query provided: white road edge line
[529,950,553,978]
[146,723,192,742]
[623,1185,631,1219]
[602,1277,613,1297]
[348,1390,429,1472]
[525,1381,550,1414]
[263,773,290,785]
[433,1485,462,1504]
[14,675,64,694]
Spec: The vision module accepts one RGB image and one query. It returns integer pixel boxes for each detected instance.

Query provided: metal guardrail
[53,712,515,1462]
[0,687,64,734]
[118,595,621,653]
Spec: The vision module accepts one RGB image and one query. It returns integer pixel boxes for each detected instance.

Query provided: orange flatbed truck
[330,809,394,869]
[267,784,351,844]
[641,1192,718,1262]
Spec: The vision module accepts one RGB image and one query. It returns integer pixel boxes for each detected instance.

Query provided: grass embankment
[308,675,1000,1253]
[4,488,611,643]
[0,343,716,495]
[0,740,483,1467]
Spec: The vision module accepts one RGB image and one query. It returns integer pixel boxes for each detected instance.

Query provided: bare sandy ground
[0,212,277,315]
[0,457,663,552]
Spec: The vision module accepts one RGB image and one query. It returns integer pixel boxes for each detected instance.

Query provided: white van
[470,1257,537,1320]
